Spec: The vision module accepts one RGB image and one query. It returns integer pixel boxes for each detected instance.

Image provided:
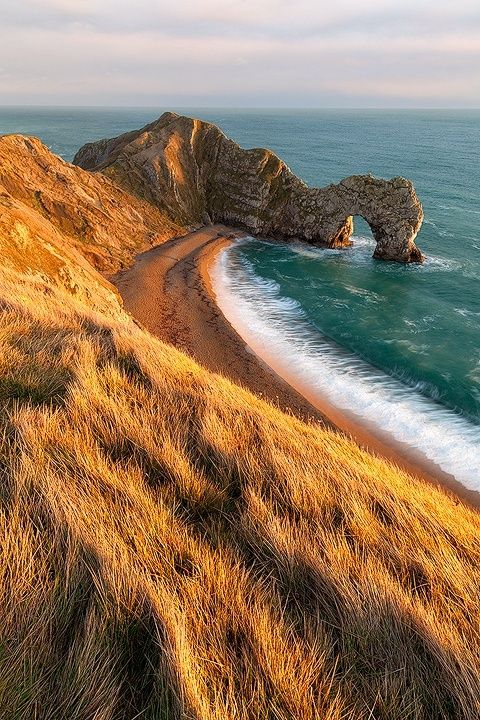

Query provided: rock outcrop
[0,134,184,274]
[74,112,424,263]
[0,134,185,314]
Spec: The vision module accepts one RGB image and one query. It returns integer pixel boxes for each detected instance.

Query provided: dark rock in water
[74,112,424,263]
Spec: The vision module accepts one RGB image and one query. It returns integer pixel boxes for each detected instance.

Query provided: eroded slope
[0,134,184,274]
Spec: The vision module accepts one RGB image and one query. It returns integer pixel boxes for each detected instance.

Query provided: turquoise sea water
[1,108,479,486]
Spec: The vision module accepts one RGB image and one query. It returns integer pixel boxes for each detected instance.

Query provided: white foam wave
[211,245,480,490]
[424,255,460,271]
[287,235,375,261]
[282,236,462,275]
[455,307,480,319]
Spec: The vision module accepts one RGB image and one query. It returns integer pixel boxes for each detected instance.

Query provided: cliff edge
[0,134,185,315]
[74,112,424,263]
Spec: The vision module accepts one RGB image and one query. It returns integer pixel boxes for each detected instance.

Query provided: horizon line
[1,104,480,111]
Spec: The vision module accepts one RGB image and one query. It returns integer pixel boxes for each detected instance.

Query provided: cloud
[6,0,480,35]
[0,0,478,105]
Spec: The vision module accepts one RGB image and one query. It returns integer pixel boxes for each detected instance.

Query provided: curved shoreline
[112,224,480,510]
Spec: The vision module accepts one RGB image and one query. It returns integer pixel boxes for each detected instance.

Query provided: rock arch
[322,176,424,262]
[74,112,424,263]
[287,175,425,262]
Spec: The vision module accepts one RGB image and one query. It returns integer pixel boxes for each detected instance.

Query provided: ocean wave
[292,235,461,276]
[455,307,480,318]
[212,246,480,490]
[393,338,431,356]
[280,235,376,260]
[242,235,463,275]
[343,284,383,302]
[422,255,461,271]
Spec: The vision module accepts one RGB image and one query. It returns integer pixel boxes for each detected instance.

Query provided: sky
[0,0,479,107]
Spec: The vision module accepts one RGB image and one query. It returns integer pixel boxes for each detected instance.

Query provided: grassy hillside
[0,134,184,274]
[1,260,480,720]
[0,135,479,719]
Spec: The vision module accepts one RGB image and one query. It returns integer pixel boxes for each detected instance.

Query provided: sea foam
[211,241,480,491]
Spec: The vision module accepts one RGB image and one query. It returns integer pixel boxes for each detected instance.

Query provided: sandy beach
[113,224,480,509]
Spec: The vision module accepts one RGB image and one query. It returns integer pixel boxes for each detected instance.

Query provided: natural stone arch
[278,175,424,263]
[74,112,424,263]
[344,176,424,262]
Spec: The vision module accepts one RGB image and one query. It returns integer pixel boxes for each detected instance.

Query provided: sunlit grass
[0,270,479,719]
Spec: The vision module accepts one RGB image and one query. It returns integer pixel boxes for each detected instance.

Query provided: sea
[1,107,479,488]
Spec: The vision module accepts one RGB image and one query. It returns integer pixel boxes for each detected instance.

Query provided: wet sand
[113,224,480,509]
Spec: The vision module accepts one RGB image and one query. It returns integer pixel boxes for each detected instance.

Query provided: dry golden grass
[1,269,480,719]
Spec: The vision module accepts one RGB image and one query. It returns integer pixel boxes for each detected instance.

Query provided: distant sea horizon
[1,106,479,488]
[2,104,479,108]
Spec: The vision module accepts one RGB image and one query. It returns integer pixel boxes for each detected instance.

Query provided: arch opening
[352,215,375,242]
[345,213,424,264]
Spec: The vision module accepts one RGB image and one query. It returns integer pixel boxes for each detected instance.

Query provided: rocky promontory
[74,112,424,263]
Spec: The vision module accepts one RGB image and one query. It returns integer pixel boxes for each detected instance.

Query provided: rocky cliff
[74,112,424,263]
[0,134,184,315]
[0,134,183,274]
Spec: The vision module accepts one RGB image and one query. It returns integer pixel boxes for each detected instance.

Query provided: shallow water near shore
[2,107,479,488]
[213,237,480,489]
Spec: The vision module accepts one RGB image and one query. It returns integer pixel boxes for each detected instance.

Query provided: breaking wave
[211,241,480,490]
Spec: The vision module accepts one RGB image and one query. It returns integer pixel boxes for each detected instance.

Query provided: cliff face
[74,112,424,263]
[0,134,185,316]
[0,134,184,275]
